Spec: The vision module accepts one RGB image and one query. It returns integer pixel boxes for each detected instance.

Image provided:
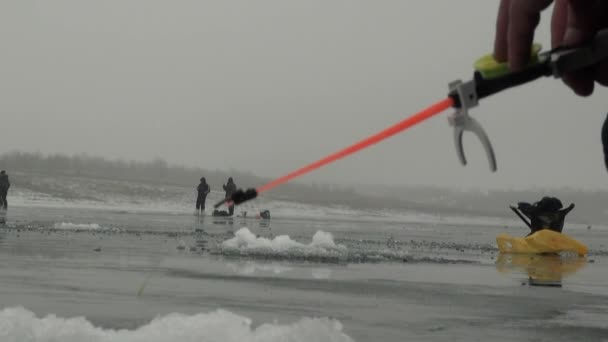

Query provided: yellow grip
[474,43,542,79]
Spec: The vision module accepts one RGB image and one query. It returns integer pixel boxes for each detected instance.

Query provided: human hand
[494,0,608,96]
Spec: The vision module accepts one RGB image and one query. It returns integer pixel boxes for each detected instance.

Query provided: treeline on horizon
[0,151,387,208]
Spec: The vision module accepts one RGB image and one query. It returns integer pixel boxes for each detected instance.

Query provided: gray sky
[1,1,607,190]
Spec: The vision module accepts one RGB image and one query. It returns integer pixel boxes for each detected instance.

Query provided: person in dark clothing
[195,177,210,214]
[259,210,271,220]
[603,113,608,171]
[517,196,575,236]
[0,170,10,210]
[212,209,232,217]
[222,177,237,216]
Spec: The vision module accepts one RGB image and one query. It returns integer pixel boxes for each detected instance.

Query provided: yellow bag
[496,229,587,256]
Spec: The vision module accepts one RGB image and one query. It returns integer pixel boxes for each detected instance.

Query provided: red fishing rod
[215,97,455,208]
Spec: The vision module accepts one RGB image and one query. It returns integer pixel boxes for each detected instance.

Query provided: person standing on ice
[195,177,210,215]
[0,170,10,210]
[222,177,237,216]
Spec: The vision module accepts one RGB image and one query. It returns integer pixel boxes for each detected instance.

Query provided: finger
[561,0,596,45]
[494,0,512,62]
[551,0,569,48]
[595,0,608,27]
[508,0,554,70]
[561,1,596,95]
[592,0,608,86]
[564,68,595,96]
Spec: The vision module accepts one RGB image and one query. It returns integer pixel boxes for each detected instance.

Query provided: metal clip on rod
[448,79,497,172]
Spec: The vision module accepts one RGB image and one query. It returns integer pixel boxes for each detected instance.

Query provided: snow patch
[0,306,354,342]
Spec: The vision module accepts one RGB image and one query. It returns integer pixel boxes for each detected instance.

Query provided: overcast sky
[1,1,607,190]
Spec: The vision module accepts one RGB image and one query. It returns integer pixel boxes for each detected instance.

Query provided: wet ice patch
[220,228,347,261]
[52,222,121,232]
[226,261,294,275]
[548,306,608,330]
[53,222,102,230]
[0,306,354,342]
[312,268,333,279]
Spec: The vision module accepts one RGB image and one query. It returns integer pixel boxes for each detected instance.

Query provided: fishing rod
[214,98,453,208]
[216,29,608,209]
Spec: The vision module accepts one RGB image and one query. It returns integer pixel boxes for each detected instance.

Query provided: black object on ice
[259,209,270,220]
[511,196,575,236]
[212,209,232,217]
[214,188,258,209]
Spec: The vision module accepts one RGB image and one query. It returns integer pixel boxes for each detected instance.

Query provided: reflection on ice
[311,268,332,280]
[495,253,587,287]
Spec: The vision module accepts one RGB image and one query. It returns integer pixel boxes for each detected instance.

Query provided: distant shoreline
[2,151,607,224]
